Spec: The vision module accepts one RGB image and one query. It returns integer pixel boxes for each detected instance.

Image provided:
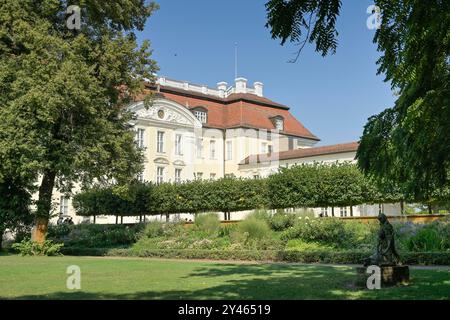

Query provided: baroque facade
[49,76,400,224]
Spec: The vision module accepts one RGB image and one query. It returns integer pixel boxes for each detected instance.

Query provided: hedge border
[59,247,450,265]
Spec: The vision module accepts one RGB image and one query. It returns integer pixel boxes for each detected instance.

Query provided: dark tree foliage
[0,0,159,241]
[265,0,450,201]
[0,178,33,249]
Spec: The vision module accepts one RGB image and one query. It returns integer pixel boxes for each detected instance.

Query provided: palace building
[50,76,400,224]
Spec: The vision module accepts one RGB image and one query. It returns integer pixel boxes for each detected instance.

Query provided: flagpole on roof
[234,42,238,79]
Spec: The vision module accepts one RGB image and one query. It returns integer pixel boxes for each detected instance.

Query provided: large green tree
[265,0,449,201]
[0,0,158,241]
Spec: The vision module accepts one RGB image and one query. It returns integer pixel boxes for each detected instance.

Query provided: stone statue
[364,213,401,266]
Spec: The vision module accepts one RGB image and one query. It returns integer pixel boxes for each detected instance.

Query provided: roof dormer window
[192,107,207,124]
[271,116,284,131]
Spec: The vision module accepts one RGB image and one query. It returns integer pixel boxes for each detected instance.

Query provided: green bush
[235,218,271,240]
[269,213,297,231]
[217,224,237,237]
[141,221,165,238]
[342,220,378,250]
[47,224,72,238]
[194,213,220,235]
[246,209,271,222]
[281,217,346,246]
[395,220,450,252]
[47,223,144,248]
[405,223,449,251]
[57,246,450,265]
[285,239,334,251]
[12,239,63,256]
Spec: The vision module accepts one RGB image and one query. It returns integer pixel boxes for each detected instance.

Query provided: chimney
[254,82,263,97]
[217,81,228,98]
[234,77,247,94]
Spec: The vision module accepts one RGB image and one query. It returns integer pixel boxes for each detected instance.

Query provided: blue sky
[135,0,396,145]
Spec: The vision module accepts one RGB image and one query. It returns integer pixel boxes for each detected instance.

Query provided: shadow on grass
[3,263,449,300]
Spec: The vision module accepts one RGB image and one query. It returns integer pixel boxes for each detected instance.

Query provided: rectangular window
[195,172,203,180]
[194,110,207,123]
[253,174,260,179]
[320,207,328,217]
[157,131,164,153]
[210,140,216,159]
[340,207,348,217]
[261,142,267,154]
[175,134,182,155]
[268,145,273,154]
[210,173,216,180]
[136,128,145,148]
[175,168,182,184]
[156,167,164,184]
[275,118,283,130]
[196,138,203,159]
[137,172,144,182]
[59,196,69,215]
[288,137,294,150]
[226,141,232,160]
[267,131,272,141]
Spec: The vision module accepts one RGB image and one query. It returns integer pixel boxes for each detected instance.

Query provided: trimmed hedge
[59,246,450,265]
[73,163,414,218]
[73,177,267,217]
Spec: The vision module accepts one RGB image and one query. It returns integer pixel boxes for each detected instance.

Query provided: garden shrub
[194,213,220,235]
[285,239,334,251]
[235,217,271,240]
[342,220,377,250]
[141,221,165,238]
[281,217,346,246]
[12,239,63,256]
[218,224,237,237]
[269,213,297,231]
[246,209,271,222]
[58,246,450,265]
[405,222,449,252]
[47,223,144,248]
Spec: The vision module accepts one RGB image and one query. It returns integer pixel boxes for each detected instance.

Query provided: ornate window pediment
[173,160,186,167]
[128,99,202,128]
[154,157,169,165]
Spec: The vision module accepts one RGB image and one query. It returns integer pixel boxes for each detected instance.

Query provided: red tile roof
[138,83,319,141]
[240,142,359,165]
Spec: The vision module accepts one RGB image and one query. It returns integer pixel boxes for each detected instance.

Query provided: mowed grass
[0,255,448,300]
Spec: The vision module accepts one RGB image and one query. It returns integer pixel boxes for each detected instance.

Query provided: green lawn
[0,255,448,299]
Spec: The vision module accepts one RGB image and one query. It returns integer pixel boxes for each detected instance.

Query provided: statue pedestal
[356,265,410,288]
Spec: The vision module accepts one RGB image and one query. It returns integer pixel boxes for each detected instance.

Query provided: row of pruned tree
[73,163,450,219]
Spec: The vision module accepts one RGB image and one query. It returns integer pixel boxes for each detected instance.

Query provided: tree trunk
[400,200,405,215]
[331,207,334,217]
[139,215,142,223]
[115,215,118,224]
[32,170,56,243]
[0,228,4,251]
[93,215,96,224]
[428,204,432,214]
[165,213,169,222]
[120,216,123,224]
[350,206,353,217]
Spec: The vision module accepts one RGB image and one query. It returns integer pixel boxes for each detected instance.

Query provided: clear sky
[135,0,396,145]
